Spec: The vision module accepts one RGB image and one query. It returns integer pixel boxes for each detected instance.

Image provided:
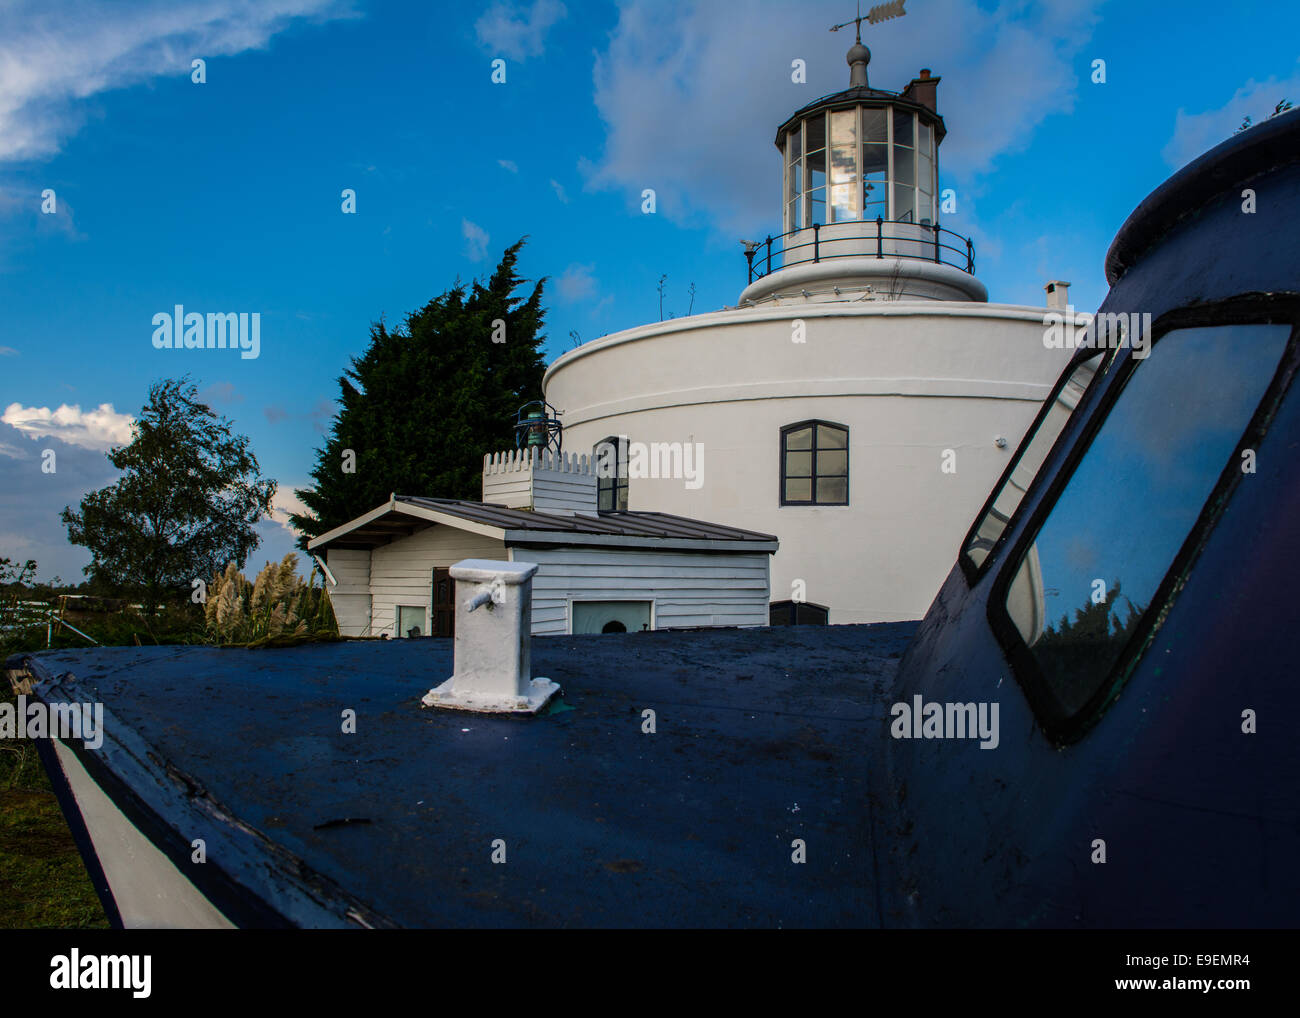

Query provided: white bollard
[421,559,560,714]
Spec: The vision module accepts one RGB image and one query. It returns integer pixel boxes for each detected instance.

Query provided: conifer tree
[290,239,548,545]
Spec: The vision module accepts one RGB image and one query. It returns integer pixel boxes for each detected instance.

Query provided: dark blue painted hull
[8,624,916,928]
[883,113,1300,927]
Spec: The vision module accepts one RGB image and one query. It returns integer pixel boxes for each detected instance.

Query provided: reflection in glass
[1003,324,1290,717]
[830,109,859,222]
[965,352,1105,570]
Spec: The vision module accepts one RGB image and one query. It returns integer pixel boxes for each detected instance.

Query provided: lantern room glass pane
[830,109,858,222]
[894,183,915,223]
[810,188,826,226]
[862,107,887,143]
[917,121,932,159]
[916,192,934,226]
[805,114,826,154]
[893,110,914,147]
[862,142,887,220]
[894,145,915,187]
[789,125,803,161]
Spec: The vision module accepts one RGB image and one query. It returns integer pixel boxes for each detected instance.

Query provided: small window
[962,351,1108,576]
[572,600,651,635]
[995,322,1291,737]
[595,436,629,511]
[396,605,425,639]
[781,421,849,505]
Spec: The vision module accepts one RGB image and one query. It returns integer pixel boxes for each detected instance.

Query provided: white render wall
[513,545,771,635]
[543,300,1076,624]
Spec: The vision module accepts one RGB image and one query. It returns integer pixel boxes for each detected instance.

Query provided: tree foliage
[61,378,276,612]
[1032,580,1145,713]
[290,239,548,545]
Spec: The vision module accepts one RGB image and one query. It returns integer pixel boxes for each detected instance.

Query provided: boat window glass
[1001,324,1290,719]
[963,351,1106,572]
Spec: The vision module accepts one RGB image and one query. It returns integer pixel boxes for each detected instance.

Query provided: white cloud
[1162,73,1300,170]
[498,158,520,173]
[0,0,356,164]
[583,0,1102,238]
[0,345,17,356]
[557,262,597,303]
[462,217,490,261]
[269,487,309,528]
[1,401,134,451]
[475,0,566,62]
[550,178,570,203]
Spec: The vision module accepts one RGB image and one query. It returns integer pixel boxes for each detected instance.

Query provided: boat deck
[7,622,916,928]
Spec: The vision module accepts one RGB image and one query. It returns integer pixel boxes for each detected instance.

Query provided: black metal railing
[744,218,976,284]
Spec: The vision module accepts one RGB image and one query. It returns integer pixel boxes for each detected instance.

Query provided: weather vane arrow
[831,0,907,41]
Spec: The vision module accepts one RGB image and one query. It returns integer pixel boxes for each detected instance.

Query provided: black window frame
[595,435,629,511]
[779,420,849,506]
[987,296,1300,746]
[958,346,1115,585]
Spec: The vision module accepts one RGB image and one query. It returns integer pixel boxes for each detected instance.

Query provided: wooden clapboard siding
[326,548,372,637]
[513,546,771,635]
[370,526,505,638]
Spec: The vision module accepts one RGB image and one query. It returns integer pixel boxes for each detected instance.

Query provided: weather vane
[830,0,907,43]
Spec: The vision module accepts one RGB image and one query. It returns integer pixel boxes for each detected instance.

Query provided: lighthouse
[545,34,1079,625]
[743,38,985,305]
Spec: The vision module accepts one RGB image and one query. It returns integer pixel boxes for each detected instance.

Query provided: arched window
[595,435,629,511]
[780,421,849,505]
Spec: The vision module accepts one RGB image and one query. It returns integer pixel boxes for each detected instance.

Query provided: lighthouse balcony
[739,219,984,305]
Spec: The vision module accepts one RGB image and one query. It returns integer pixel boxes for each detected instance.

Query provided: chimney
[1045,280,1071,310]
[901,69,940,113]
[421,559,560,714]
[481,447,598,515]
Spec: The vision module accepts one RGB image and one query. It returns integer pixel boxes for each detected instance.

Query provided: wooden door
[431,568,455,638]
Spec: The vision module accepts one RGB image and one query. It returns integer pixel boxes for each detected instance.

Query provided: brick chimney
[901,68,940,113]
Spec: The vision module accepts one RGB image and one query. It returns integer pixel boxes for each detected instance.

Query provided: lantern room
[740,41,985,306]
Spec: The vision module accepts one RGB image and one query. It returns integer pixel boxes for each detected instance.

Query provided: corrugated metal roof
[311,496,778,549]
[398,496,777,543]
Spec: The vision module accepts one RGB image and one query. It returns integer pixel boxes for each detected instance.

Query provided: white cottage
[308,448,777,638]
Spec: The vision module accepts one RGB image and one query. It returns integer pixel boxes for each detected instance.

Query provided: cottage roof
[307,495,779,553]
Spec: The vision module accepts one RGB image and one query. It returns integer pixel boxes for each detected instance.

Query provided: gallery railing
[744,218,976,284]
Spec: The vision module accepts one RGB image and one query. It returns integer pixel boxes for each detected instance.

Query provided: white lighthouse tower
[544,25,1078,625]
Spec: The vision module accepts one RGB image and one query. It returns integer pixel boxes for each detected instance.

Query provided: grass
[0,683,109,929]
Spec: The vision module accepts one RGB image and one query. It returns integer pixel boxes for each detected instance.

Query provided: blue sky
[2,0,1298,582]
